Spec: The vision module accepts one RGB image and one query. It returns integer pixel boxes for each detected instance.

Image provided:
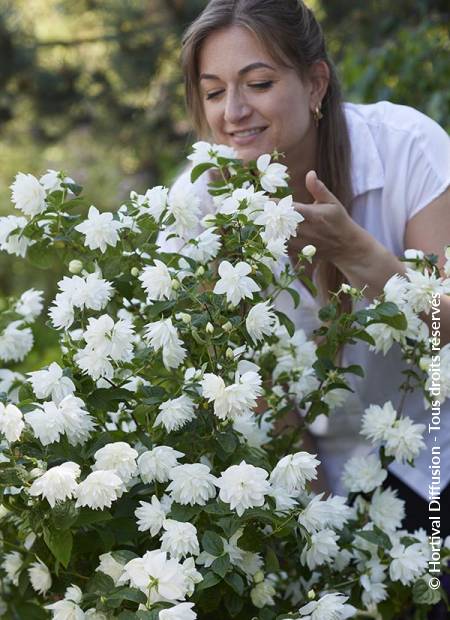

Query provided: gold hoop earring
[312,103,323,127]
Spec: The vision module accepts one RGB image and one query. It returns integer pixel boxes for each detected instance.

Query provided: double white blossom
[46,584,84,619]
[298,592,356,619]
[139,260,174,301]
[300,529,340,569]
[254,195,303,242]
[168,463,217,506]
[0,403,24,442]
[15,288,44,322]
[298,493,353,533]
[10,172,46,216]
[132,185,169,220]
[28,559,52,595]
[246,301,277,342]
[28,362,76,404]
[29,462,80,507]
[138,446,184,483]
[342,454,387,494]
[369,487,405,532]
[201,370,262,420]
[75,205,123,252]
[154,395,196,432]
[93,442,138,483]
[270,452,319,493]
[0,321,34,362]
[144,318,186,370]
[0,215,31,257]
[389,542,428,585]
[161,519,200,558]
[216,460,271,516]
[187,141,237,166]
[213,260,260,306]
[167,183,201,239]
[75,470,124,510]
[184,228,221,263]
[135,495,169,535]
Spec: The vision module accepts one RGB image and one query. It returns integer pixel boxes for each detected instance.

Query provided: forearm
[334,225,450,346]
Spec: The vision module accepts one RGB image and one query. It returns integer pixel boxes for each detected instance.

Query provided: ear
[307,60,330,110]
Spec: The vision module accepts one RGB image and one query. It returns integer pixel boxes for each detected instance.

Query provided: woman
[171,0,450,536]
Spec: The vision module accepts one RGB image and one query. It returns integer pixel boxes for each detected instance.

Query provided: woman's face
[197,25,317,164]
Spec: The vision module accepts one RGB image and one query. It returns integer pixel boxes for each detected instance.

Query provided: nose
[223,87,252,125]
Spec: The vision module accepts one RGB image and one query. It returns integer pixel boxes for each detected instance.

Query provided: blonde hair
[181,0,353,311]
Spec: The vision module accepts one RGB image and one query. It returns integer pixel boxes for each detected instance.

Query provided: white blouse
[168,101,450,499]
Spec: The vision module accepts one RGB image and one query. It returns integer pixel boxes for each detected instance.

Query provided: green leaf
[342,364,365,378]
[217,431,238,454]
[265,547,280,573]
[285,286,300,309]
[44,528,73,568]
[197,570,221,591]
[224,592,244,617]
[75,508,113,527]
[354,527,392,550]
[87,388,131,412]
[211,553,231,578]
[27,240,54,269]
[275,310,295,337]
[202,530,224,556]
[225,572,245,596]
[169,503,200,522]
[191,162,216,183]
[108,587,147,607]
[413,578,442,605]
[50,501,79,530]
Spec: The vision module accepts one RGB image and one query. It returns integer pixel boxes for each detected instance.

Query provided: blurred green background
[0,0,448,368]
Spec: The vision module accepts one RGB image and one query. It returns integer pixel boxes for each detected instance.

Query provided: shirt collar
[344,103,385,198]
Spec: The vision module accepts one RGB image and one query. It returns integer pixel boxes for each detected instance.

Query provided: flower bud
[226,347,234,359]
[130,267,139,277]
[68,259,83,274]
[196,266,205,277]
[205,322,214,334]
[307,589,316,600]
[222,321,233,332]
[302,244,316,258]
[340,283,352,294]
[253,570,264,584]
[172,279,180,291]
[176,312,191,324]
[404,248,424,261]
[419,357,430,371]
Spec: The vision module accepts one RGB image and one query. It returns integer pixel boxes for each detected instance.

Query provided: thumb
[306,170,338,204]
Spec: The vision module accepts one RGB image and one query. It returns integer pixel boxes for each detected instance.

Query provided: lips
[229,127,268,137]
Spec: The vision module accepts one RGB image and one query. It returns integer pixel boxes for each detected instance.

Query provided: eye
[205,90,224,100]
[249,80,274,90]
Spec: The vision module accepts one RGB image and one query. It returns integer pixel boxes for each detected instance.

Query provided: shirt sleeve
[405,112,450,220]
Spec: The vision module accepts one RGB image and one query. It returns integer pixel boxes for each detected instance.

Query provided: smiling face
[197,25,317,167]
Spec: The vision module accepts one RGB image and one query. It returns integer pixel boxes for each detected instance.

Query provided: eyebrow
[199,61,275,81]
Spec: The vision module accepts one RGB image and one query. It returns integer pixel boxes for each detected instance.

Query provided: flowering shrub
[0,152,449,619]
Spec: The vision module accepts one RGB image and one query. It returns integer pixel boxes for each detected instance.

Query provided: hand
[288,170,362,263]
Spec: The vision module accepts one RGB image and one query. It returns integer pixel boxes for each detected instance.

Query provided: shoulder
[344,101,449,153]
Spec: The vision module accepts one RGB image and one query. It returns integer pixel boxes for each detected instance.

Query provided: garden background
[0,0,449,371]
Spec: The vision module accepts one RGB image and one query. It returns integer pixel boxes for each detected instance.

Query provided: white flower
[10,172,46,216]
[383,273,409,305]
[369,487,405,532]
[0,215,32,257]
[74,348,113,381]
[213,260,260,306]
[120,550,188,603]
[167,183,201,238]
[201,370,262,420]
[216,460,270,516]
[254,195,303,242]
[384,417,426,462]
[299,593,356,619]
[270,452,319,493]
[29,462,80,507]
[298,493,353,533]
[246,301,277,342]
[219,185,268,219]
[0,321,33,362]
[75,470,124,510]
[269,484,298,512]
[82,314,134,362]
[251,578,276,608]
[158,603,197,620]
[159,602,197,620]
[93,442,138,483]
[187,141,237,166]
[404,267,450,314]
[56,273,114,312]
[389,543,428,585]
[144,319,186,370]
[342,454,387,494]
[24,402,65,445]
[0,403,24,442]
[161,519,200,558]
[135,496,168,535]
[232,410,272,448]
[75,205,123,252]
[40,169,75,192]
[2,551,22,585]
[140,260,174,301]
[46,584,85,620]
[184,228,221,263]
[154,395,196,433]
[28,362,76,404]
[49,293,75,330]
[168,463,217,506]
[28,559,52,595]
[96,552,125,585]
[59,395,95,446]
[301,529,340,570]
[256,154,288,193]
[133,185,169,220]
[15,289,44,321]
[360,401,397,443]
[138,446,184,484]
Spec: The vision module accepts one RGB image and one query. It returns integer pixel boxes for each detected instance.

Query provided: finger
[305,170,338,205]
